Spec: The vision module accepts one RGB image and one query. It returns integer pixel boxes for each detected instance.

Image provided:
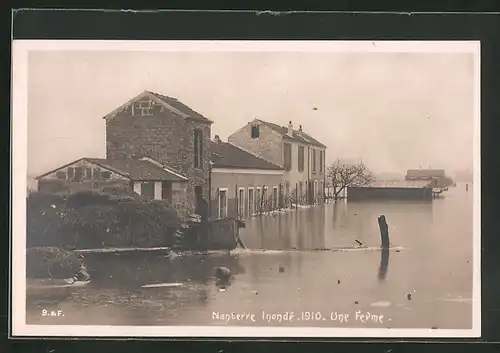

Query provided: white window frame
[217,187,228,219]
[272,186,279,209]
[238,187,246,218]
[256,187,262,211]
[247,187,255,217]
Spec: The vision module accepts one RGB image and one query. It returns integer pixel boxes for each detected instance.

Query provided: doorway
[194,186,206,218]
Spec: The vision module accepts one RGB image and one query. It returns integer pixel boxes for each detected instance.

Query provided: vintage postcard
[11,40,480,338]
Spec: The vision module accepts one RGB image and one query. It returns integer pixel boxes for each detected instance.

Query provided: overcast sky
[27,50,475,177]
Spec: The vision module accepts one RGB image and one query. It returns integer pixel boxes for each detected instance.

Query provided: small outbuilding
[36,157,189,204]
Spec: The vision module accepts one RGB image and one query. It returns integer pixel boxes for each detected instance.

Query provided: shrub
[26,247,84,279]
[27,191,180,249]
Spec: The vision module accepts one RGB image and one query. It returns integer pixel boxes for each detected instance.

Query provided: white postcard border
[11,40,481,338]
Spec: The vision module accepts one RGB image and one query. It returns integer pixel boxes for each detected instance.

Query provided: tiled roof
[87,158,188,181]
[210,141,284,170]
[406,169,446,178]
[256,119,326,148]
[148,91,213,123]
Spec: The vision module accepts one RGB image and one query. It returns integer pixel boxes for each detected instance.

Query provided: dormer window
[251,125,260,139]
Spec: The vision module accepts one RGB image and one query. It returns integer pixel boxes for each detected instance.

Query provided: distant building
[347,180,433,201]
[210,136,285,219]
[36,157,189,210]
[405,169,452,188]
[104,90,213,217]
[228,118,326,206]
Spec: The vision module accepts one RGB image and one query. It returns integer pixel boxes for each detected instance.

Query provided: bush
[26,247,84,279]
[27,191,180,249]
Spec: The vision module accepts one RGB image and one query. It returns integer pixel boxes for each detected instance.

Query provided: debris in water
[407,293,412,300]
[250,290,258,295]
[219,288,226,292]
[337,280,340,284]
[354,239,363,247]
[370,301,391,307]
[431,326,438,329]
[215,266,231,281]
[354,301,359,304]
[142,283,184,288]
[395,250,400,253]
[279,266,285,273]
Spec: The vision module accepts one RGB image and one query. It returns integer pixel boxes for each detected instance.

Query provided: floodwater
[26,183,475,330]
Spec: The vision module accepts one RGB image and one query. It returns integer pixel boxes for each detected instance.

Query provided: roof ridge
[254,118,325,148]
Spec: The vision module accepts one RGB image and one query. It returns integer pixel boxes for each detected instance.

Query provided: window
[283,143,292,171]
[133,100,154,116]
[272,186,278,210]
[74,167,84,182]
[67,167,75,179]
[141,182,155,199]
[238,188,245,218]
[248,188,255,216]
[194,129,203,169]
[218,188,228,219]
[101,171,112,180]
[251,125,260,138]
[319,151,323,173]
[85,167,93,180]
[256,187,262,212]
[56,171,66,179]
[298,146,305,172]
[263,187,268,210]
[312,149,317,173]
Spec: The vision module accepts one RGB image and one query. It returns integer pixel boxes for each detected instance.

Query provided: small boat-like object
[174,216,245,251]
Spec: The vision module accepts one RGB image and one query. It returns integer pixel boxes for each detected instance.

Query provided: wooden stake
[378,215,390,249]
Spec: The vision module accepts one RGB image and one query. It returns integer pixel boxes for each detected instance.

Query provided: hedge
[27,190,180,249]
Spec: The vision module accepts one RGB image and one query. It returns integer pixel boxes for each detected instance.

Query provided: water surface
[27,183,474,329]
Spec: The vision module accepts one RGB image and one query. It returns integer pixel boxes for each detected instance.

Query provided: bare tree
[326,159,374,201]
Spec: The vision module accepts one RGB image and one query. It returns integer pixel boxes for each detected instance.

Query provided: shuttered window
[284,143,292,171]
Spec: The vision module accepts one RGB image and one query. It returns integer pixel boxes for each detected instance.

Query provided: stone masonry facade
[105,95,212,217]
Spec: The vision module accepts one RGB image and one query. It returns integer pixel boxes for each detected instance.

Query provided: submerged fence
[210,183,327,220]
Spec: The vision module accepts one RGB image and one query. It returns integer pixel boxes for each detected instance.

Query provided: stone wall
[105,96,212,217]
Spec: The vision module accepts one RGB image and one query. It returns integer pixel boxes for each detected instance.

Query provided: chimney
[299,125,303,132]
[287,121,293,136]
[214,135,221,143]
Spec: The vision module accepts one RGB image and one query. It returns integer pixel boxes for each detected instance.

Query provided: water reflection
[242,200,434,250]
[378,249,390,281]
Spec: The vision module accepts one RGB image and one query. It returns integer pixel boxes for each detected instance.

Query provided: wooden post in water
[378,215,390,249]
[466,183,469,192]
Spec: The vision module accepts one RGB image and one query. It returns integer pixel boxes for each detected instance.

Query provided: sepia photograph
[11,40,480,338]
